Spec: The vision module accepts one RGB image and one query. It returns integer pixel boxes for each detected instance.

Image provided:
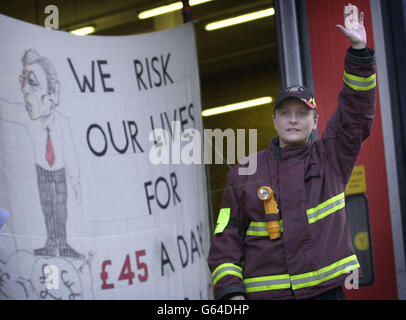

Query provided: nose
[20,81,30,96]
[19,76,27,92]
[288,114,298,124]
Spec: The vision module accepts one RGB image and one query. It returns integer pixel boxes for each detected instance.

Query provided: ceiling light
[139,2,182,19]
[139,0,213,19]
[202,97,273,117]
[70,26,95,36]
[189,0,213,5]
[205,7,275,31]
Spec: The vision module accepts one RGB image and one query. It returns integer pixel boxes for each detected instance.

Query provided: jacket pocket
[304,162,321,181]
[304,161,323,224]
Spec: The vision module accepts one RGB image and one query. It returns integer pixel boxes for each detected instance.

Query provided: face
[273,98,318,148]
[19,63,58,120]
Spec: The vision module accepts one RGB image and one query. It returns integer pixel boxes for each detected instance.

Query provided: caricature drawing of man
[0,49,84,260]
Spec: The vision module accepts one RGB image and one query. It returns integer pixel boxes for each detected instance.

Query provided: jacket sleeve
[207,168,247,299]
[322,47,377,184]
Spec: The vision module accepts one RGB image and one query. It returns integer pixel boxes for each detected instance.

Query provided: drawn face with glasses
[19,61,60,120]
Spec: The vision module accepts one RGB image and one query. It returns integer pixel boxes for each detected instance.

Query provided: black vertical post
[382,0,406,263]
[295,0,318,143]
[275,0,317,142]
[181,0,193,23]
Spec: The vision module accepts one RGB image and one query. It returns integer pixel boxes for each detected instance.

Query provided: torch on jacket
[207,48,377,300]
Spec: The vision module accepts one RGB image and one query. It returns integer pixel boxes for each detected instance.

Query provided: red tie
[45,127,55,167]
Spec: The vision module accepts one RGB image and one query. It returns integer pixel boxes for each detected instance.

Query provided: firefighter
[207,3,376,300]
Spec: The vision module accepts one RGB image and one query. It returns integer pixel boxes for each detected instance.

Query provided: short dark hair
[21,49,58,95]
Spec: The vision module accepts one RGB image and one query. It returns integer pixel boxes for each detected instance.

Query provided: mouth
[24,102,34,116]
[286,128,301,132]
[25,102,32,112]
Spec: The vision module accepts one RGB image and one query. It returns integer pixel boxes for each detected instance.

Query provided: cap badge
[286,86,303,93]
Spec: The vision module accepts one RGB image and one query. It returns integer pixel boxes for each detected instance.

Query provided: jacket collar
[268,137,312,160]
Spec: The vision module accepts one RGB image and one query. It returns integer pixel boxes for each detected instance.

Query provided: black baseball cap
[274,85,317,111]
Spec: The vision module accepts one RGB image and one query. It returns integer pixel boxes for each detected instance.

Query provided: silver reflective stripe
[246,221,283,236]
[344,77,376,88]
[244,275,291,293]
[242,255,360,293]
[247,225,267,233]
[212,263,243,286]
[290,255,360,290]
[343,71,377,91]
[244,278,291,289]
[306,197,345,223]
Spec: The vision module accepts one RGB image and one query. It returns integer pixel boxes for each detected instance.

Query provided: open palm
[336,3,367,49]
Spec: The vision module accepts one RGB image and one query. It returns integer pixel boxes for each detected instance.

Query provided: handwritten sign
[0,14,212,300]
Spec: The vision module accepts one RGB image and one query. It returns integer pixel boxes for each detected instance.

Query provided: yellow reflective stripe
[344,71,376,82]
[306,193,345,224]
[344,78,376,91]
[246,222,268,236]
[241,255,360,293]
[214,208,230,234]
[246,220,284,236]
[249,221,266,227]
[244,274,291,293]
[290,255,360,290]
[307,193,345,214]
[212,263,243,286]
[343,71,376,91]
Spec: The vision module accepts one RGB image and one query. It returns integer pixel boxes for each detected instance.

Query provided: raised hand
[336,3,367,49]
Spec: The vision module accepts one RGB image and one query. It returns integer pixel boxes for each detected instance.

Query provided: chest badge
[258,186,281,240]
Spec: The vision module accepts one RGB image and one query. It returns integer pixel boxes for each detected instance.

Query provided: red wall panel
[306,0,397,299]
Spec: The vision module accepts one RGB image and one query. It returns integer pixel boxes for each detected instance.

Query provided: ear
[312,113,319,130]
[48,81,61,106]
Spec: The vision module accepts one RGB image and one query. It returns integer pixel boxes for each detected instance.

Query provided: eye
[298,110,309,117]
[28,73,39,87]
